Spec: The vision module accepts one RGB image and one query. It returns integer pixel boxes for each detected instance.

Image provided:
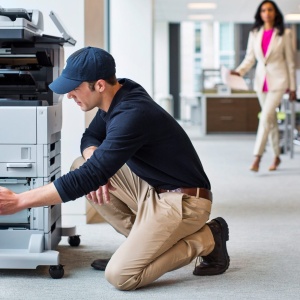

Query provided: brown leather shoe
[193,217,230,276]
[91,258,110,271]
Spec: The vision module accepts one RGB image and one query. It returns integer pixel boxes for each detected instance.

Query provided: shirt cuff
[53,179,72,202]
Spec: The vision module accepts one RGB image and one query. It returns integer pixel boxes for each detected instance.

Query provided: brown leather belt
[155,187,212,202]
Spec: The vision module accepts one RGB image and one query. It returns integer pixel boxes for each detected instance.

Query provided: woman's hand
[230,70,240,76]
[289,91,297,101]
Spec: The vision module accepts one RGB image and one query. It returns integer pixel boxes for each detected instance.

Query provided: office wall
[154,21,169,97]
[109,0,154,96]
[181,22,195,96]
[84,0,107,128]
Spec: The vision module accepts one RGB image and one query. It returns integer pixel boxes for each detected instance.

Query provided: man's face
[67,82,101,111]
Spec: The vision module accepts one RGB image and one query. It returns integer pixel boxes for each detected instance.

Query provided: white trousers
[254,90,285,157]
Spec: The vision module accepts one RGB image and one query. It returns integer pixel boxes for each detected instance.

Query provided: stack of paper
[221,65,249,91]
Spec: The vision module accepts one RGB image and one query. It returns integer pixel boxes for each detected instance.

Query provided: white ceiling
[155,0,300,23]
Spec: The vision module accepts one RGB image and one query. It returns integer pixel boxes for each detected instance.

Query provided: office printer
[0,8,79,279]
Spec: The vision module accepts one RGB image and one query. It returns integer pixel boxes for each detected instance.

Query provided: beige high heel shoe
[269,157,281,171]
[250,156,261,172]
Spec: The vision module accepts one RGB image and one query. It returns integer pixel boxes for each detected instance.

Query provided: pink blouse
[262,29,274,92]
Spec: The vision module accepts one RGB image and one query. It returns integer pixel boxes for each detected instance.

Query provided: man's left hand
[86,179,116,205]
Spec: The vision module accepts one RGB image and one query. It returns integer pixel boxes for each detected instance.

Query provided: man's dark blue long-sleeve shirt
[54,79,211,202]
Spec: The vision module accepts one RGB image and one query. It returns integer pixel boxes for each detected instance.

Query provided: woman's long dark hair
[252,0,284,35]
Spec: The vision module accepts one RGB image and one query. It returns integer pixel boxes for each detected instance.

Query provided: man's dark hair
[252,0,284,36]
[87,75,118,91]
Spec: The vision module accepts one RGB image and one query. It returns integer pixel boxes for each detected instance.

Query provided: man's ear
[95,79,106,93]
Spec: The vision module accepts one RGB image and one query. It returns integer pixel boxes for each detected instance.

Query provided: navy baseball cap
[49,47,116,94]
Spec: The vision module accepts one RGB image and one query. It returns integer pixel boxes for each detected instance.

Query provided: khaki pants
[71,158,214,290]
[254,90,285,156]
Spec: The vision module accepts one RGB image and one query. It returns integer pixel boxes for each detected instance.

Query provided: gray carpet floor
[1,130,299,300]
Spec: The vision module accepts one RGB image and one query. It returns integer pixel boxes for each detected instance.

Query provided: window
[195,22,201,53]
[194,57,202,91]
[219,22,235,69]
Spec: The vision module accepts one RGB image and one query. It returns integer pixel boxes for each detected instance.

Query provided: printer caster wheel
[68,235,81,247]
[49,264,64,279]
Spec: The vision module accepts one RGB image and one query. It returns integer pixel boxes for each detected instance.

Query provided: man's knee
[105,263,140,291]
[70,156,85,171]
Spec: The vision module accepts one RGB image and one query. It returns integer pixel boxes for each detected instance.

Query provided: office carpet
[1,132,299,300]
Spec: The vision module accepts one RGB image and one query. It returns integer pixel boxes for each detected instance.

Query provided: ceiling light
[188,14,213,20]
[188,3,217,10]
[285,14,300,21]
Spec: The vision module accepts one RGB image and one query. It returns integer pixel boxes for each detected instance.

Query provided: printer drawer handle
[6,163,32,168]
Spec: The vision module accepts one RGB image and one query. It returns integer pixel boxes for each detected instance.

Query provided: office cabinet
[202,95,260,134]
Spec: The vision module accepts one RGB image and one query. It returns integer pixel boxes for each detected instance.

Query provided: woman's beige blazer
[236,27,296,92]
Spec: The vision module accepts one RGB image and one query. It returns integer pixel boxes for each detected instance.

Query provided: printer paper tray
[0,210,29,224]
[0,103,62,144]
[0,153,61,177]
[0,140,61,162]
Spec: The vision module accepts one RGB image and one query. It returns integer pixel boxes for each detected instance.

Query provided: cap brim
[49,76,82,94]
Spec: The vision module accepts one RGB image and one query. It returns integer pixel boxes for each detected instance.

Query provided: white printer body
[0,8,77,278]
[0,104,63,268]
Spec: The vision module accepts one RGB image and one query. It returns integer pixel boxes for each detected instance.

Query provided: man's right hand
[0,183,63,215]
[0,186,22,215]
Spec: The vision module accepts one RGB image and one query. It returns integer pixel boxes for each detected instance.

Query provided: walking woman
[231,0,297,171]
